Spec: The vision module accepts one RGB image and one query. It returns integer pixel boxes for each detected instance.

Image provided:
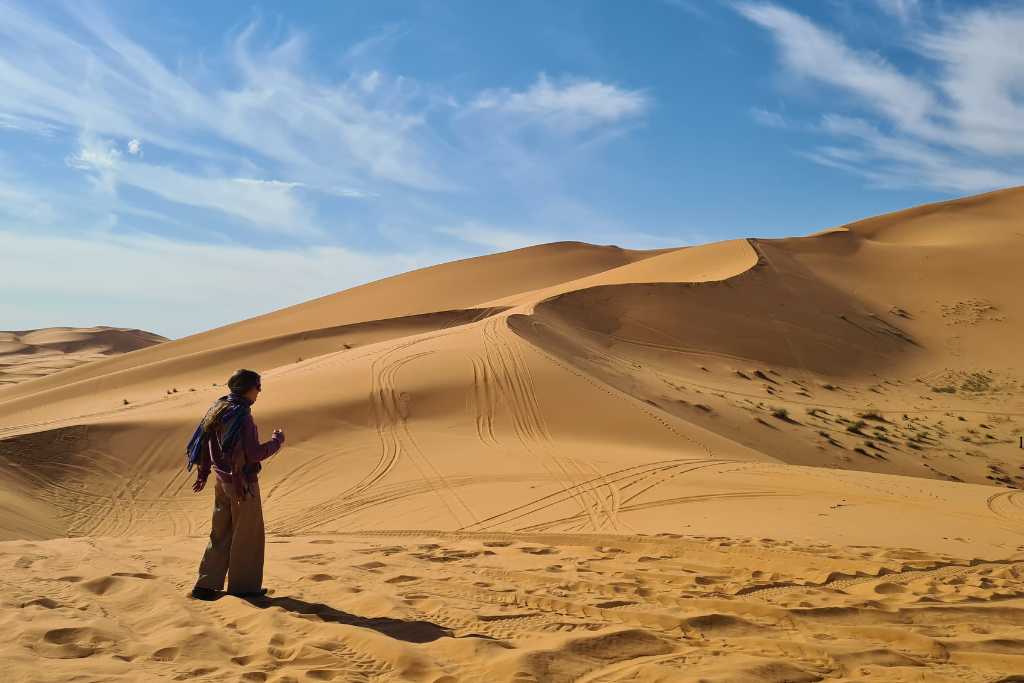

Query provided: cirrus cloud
[738,2,1024,193]
[471,74,650,132]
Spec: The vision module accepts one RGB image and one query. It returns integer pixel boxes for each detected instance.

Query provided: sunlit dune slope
[0,242,656,424]
[1,188,1022,555]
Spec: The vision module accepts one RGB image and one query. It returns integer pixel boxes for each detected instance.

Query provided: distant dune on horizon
[0,326,167,387]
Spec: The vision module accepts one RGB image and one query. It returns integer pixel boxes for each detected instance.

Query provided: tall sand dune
[0,326,167,387]
[1,189,1023,681]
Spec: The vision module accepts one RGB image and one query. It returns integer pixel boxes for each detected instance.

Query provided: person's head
[227,369,262,402]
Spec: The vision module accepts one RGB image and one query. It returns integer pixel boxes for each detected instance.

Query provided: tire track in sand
[987,490,1024,529]
[470,356,499,447]
[479,316,610,531]
[383,349,480,528]
[269,333,479,533]
[461,458,739,533]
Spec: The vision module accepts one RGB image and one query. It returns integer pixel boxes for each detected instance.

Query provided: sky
[2,0,1023,339]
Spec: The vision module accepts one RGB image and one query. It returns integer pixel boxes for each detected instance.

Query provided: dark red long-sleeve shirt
[196,412,281,486]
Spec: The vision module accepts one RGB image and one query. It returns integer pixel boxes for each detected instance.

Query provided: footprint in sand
[20,597,61,609]
[385,575,420,584]
[637,555,671,563]
[362,545,406,556]
[14,554,46,569]
[353,561,387,570]
[80,576,128,596]
[694,575,727,586]
[595,546,625,554]
[520,546,557,555]
[401,592,431,601]
[150,646,179,662]
[111,572,156,579]
[595,600,636,609]
[289,553,330,565]
[41,626,117,658]
[873,581,908,595]
[412,548,481,562]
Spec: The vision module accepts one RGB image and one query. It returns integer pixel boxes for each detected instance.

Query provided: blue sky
[2,0,1022,338]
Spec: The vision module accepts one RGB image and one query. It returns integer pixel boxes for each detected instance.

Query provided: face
[244,383,262,402]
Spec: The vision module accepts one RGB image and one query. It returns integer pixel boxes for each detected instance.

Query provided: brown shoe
[190,587,220,600]
[229,587,269,598]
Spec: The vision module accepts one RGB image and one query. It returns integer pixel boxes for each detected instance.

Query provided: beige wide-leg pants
[195,478,265,594]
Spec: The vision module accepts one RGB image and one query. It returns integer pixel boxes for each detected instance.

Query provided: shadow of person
[243,594,453,643]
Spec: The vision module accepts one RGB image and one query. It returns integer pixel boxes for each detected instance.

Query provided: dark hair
[227,369,261,394]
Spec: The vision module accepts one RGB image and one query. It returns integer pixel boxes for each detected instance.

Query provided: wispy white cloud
[809,114,1020,192]
[65,134,122,194]
[739,2,1024,193]
[0,3,651,246]
[0,112,60,136]
[65,136,121,173]
[0,179,58,226]
[0,1,658,334]
[750,107,788,129]
[872,0,920,24]
[0,2,452,193]
[123,166,318,234]
[917,8,1024,156]
[471,74,650,132]
[737,3,935,132]
[64,136,318,234]
[436,222,547,251]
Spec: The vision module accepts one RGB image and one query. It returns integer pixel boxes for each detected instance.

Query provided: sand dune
[1,188,1023,681]
[0,326,167,387]
[3,532,1022,681]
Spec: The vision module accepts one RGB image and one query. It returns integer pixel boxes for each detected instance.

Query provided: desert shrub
[961,373,993,392]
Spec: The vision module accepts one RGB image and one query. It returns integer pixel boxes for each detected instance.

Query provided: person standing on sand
[186,369,285,599]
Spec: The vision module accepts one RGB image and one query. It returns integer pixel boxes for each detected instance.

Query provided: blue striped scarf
[185,394,252,472]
